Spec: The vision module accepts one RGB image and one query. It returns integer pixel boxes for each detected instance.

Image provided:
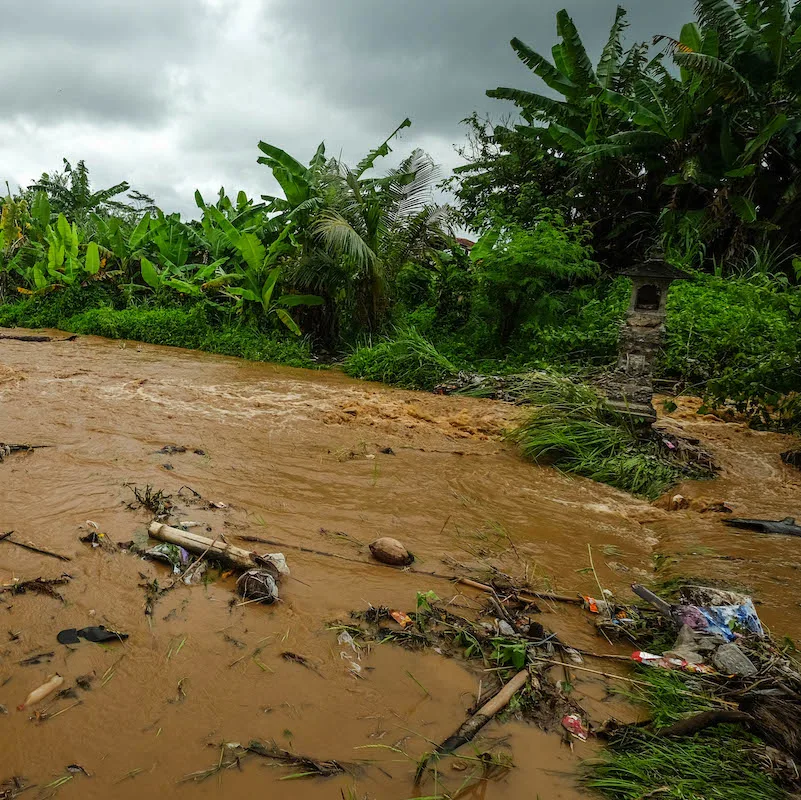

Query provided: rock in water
[369,537,413,566]
[781,450,801,470]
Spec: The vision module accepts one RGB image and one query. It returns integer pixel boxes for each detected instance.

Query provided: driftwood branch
[456,577,582,606]
[415,669,533,784]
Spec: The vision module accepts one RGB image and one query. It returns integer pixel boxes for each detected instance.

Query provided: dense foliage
[1,0,800,435]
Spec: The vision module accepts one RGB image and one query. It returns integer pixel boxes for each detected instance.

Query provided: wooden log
[658,710,754,738]
[148,522,261,571]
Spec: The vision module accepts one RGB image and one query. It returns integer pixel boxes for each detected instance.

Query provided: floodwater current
[0,330,799,798]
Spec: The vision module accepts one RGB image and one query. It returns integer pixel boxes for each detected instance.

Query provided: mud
[0,331,799,799]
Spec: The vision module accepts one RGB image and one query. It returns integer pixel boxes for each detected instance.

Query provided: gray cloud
[0,0,695,217]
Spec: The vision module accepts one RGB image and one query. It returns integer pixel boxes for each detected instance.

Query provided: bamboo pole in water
[148,522,258,571]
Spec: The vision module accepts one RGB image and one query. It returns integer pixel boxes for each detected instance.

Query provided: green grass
[508,373,704,499]
[588,730,785,800]
[0,292,315,369]
[343,327,457,390]
[587,669,786,800]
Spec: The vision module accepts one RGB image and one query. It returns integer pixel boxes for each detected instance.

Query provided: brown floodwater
[0,330,799,799]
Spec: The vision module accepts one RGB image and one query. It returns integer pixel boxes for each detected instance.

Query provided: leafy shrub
[470,210,599,342]
[662,275,801,426]
[510,277,630,366]
[0,291,315,368]
[343,328,457,390]
[66,305,210,348]
[0,283,122,328]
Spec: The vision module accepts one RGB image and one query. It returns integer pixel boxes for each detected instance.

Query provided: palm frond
[312,210,377,272]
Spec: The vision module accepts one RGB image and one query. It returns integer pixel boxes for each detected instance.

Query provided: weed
[344,328,457,390]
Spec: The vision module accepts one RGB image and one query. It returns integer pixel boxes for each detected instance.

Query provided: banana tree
[16,213,103,292]
[192,189,266,261]
[203,207,322,334]
[30,159,136,225]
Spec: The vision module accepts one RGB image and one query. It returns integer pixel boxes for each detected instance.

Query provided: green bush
[470,210,599,343]
[343,328,457,390]
[66,305,210,348]
[662,275,801,426]
[0,283,122,329]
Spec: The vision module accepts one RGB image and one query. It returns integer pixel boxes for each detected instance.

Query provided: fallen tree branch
[456,577,582,606]
[245,739,348,776]
[414,668,533,784]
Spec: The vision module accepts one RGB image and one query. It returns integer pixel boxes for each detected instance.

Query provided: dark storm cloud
[267,0,695,136]
[0,0,202,124]
[0,0,695,216]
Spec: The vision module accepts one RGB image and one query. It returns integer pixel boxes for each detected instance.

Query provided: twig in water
[0,533,71,562]
[116,768,144,783]
[406,671,430,697]
[587,544,606,606]
[246,740,348,776]
[44,700,82,720]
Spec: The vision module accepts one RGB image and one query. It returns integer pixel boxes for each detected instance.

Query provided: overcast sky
[0,0,694,217]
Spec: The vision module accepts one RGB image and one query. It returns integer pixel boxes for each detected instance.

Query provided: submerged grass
[508,373,703,499]
[587,668,786,800]
[343,327,457,390]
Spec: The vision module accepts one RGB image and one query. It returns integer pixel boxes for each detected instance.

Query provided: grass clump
[343,328,457,390]
[588,729,785,800]
[1,291,315,369]
[587,669,785,800]
[508,373,704,499]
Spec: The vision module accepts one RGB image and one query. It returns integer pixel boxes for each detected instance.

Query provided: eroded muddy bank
[0,331,799,798]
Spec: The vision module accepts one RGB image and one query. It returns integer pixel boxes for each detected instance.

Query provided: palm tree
[258,122,452,334]
[313,147,452,331]
[30,159,142,225]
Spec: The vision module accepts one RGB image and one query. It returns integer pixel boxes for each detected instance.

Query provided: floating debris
[18,674,64,710]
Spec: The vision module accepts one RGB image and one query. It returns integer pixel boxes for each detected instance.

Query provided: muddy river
[0,330,799,799]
